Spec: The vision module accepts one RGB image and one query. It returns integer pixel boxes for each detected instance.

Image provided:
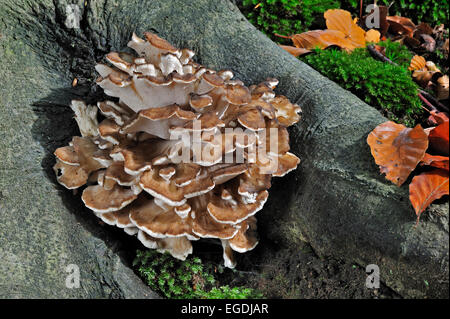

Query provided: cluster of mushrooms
[54,32,301,268]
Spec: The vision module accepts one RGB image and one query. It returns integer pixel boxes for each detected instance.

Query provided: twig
[274,33,291,40]
[418,92,437,112]
[359,0,363,20]
[419,89,449,113]
[367,45,398,65]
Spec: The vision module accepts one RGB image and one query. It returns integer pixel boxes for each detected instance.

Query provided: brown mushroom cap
[225,84,252,105]
[99,209,134,228]
[270,95,302,127]
[54,146,79,165]
[189,94,213,112]
[273,152,301,177]
[144,32,179,54]
[139,165,214,206]
[82,184,138,213]
[138,230,193,260]
[237,108,266,131]
[72,136,107,172]
[128,197,194,238]
[189,196,239,239]
[53,159,89,189]
[97,101,133,126]
[121,104,196,139]
[207,190,268,225]
[104,161,137,187]
[228,216,258,253]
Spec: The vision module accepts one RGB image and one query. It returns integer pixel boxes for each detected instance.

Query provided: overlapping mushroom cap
[53,32,301,267]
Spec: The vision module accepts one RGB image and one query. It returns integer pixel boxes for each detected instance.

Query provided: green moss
[133,250,263,299]
[301,47,422,126]
[239,0,340,43]
[377,40,414,70]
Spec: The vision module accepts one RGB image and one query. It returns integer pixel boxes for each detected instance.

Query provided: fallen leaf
[287,30,330,49]
[409,169,449,223]
[428,112,449,155]
[415,22,434,37]
[412,69,434,87]
[367,121,429,186]
[420,153,449,170]
[408,55,426,71]
[435,75,449,101]
[365,29,381,43]
[279,45,312,57]
[324,9,366,49]
[318,29,358,51]
[387,16,416,38]
[279,29,355,51]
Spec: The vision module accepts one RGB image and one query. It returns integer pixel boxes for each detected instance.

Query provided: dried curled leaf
[409,169,449,223]
[428,112,449,156]
[436,75,449,101]
[387,16,416,38]
[408,55,426,71]
[420,154,449,171]
[367,121,429,186]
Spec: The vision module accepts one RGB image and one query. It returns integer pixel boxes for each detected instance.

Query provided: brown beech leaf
[428,112,449,155]
[435,75,449,101]
[415,22,434,37]
[324,9,366,49]
[387,16,416,38]
[408,55,426,71]
[318,29,358,51]
[367,121,429,186]
[279,45,312,57]
[279,30,328,49]
[281,29,356,51]
[420,154,449,171]
[409,169,449,223]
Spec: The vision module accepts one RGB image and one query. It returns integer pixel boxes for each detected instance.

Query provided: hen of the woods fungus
[54,32,301,268]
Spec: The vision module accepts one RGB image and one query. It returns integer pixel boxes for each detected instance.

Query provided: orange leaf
[367,121,429,186]
[408,55,426,71]
[288,30,331,49]
[319,29,358,51]
[285,30,355,51]
[278,45,312,57]
[365,29,381,43]
[324,9,366,50]
[409,169,449,223]
[420,154,449,171]
[428,113,449,156]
